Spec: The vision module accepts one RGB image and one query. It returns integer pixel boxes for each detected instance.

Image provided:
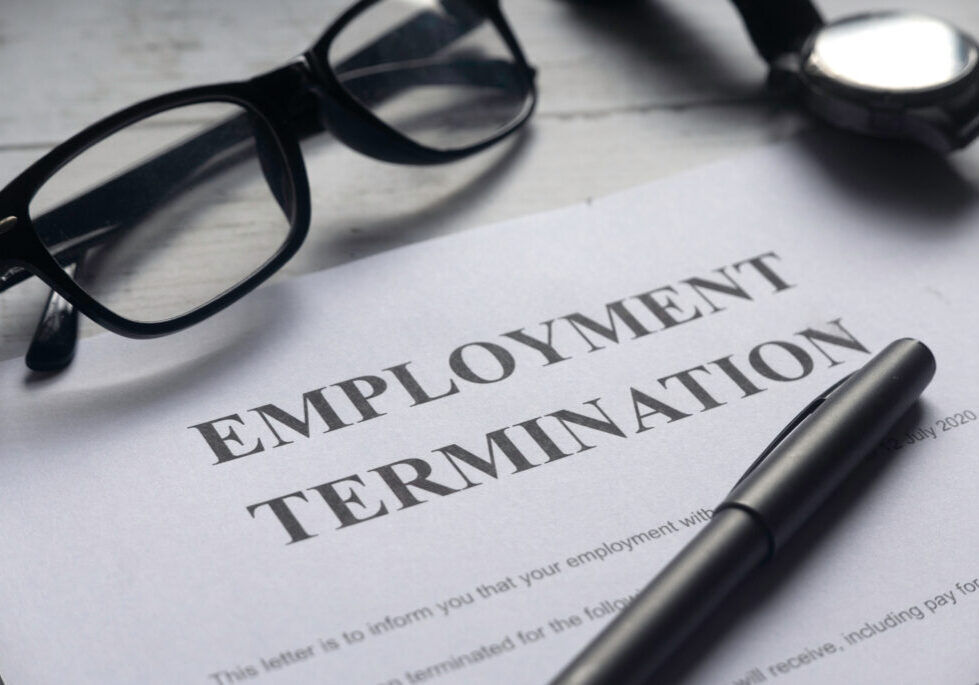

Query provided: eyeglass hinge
[0,216,18,236]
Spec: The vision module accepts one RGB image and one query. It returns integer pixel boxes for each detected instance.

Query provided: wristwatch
[731,0,979,151]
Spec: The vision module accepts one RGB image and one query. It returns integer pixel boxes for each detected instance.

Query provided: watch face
[803,12,979,97]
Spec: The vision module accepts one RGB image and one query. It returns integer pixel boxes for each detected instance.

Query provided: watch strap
[730,0,823,62]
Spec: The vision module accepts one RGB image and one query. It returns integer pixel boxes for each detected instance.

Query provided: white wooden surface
[2,0,978,363]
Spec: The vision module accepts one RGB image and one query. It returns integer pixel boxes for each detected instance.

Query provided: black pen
[551,338,936,685]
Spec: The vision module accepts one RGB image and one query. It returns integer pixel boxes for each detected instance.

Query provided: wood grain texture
[1,0,977,363]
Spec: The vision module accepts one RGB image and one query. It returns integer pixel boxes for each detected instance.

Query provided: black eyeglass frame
[0,0,536,340]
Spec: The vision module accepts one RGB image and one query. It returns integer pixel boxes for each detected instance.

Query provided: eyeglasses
[0,0,536,371]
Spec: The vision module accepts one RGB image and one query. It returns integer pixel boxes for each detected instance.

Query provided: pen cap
[720,338,936,554]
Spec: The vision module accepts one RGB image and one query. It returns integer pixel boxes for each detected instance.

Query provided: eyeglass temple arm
[729,0,823,62]
[25,254,85,371]
[337,56,526,107]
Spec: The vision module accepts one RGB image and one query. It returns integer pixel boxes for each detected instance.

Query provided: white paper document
[1,142,977,684]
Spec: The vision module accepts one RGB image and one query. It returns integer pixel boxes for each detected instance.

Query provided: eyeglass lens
[328,0,532,151]
[28,102,294,324]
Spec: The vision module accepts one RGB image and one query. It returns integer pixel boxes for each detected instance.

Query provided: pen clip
[732,373,853,487]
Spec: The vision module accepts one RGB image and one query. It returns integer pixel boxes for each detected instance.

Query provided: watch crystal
[806,12,978,93]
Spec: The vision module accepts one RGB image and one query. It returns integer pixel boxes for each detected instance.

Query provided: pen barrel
[550,508,769,685]
[719,338,936,551]
[551,339,936,685]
